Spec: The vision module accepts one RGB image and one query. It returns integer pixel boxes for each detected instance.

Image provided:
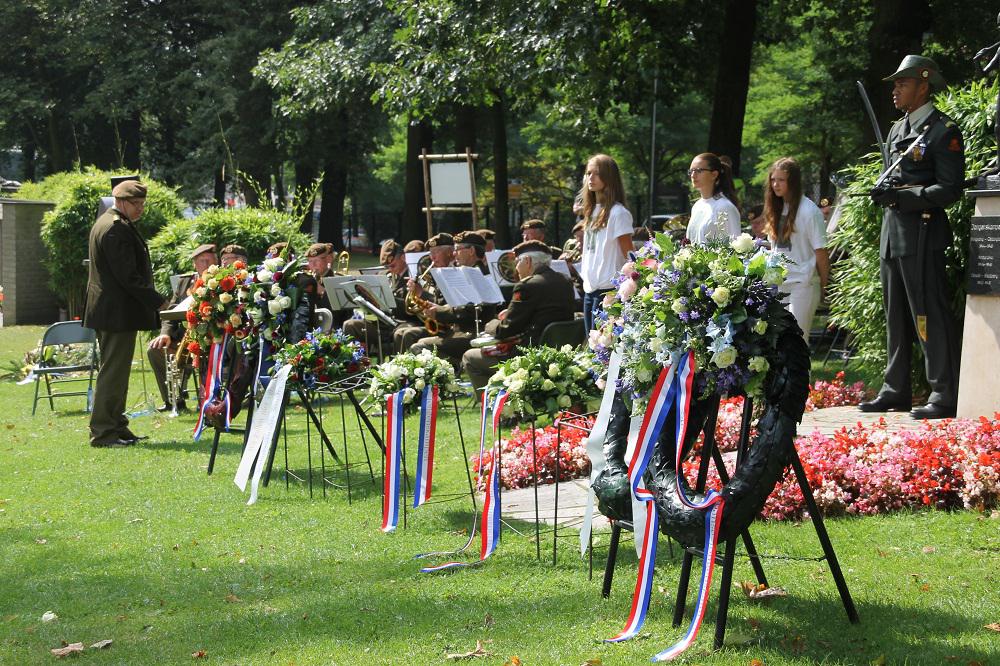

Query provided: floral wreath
[271,328,368,390]
[241,254,308,347]
[486,345,602,422]
[366,348,463,410]
[183,262,249,357]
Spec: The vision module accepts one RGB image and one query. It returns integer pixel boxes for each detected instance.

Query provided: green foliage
[828,79,998,374]
[148,207,312,295]
[16,168,183,316]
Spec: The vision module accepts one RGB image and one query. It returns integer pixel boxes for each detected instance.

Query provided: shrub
[147,207,312,295]
[828,79,997,376]
[16,168,184,317]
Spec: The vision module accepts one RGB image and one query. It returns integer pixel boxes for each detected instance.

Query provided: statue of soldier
[860,56,965,420]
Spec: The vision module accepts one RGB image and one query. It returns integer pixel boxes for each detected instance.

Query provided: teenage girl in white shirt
[579,154,634,332]
[686,152,742,244]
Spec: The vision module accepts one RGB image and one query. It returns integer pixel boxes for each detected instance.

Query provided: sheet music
[405,252,429,278]
[322,275,394,312]
[550,260,572,278]
[160,295,194,321]
[430,267,505,306]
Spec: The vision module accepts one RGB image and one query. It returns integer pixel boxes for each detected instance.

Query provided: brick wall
[0,200,62,325]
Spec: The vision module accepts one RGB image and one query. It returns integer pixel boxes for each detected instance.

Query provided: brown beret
[571,221,585,234]
[379,239,402,263]
[305,242,333,258]
[520,218,546,231]
[112,180,147,199]
[477,229,496,240]
[190,243,217,260]
[403,240,426,253]
[426,233,454,248]
[454,231,485,249]
[267,242,289,257]
[632,227,651,241]
[219,243,247,257]
[513,240,552,256]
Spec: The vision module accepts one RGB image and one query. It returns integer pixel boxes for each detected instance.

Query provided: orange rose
[219,275,236,291]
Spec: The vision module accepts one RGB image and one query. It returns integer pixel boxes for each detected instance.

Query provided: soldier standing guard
[860,55,965,420]
[84,180,168,446]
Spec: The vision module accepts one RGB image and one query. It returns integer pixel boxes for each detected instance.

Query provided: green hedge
[828,79,997,381]
[16,168,184,317]
[148,208,312,295]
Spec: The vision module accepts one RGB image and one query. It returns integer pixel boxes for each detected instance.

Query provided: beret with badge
[380,239,402,263]
[112,180,147,199]
[426,233,454,248]
[190,243,217,260]
[454,230,485,248]
[220,243,247,257]
[403,239,426,253]
[305,242,333,258]
[520,218,546,231]
[513,239,551,256]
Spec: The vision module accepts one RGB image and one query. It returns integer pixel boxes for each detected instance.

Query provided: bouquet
[486,345,602,421]
[591,232,791,413]
[241,254,308,347]
[367,348,463,411]
[271,329,368,390]
[183,262,249,357]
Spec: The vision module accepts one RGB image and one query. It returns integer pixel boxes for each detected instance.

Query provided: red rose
[272,271,284,281]
[187,341,201,356]
[233,260,246,270]
[186,310,198,325]
[194,278,204,289]
[219,276,236,291]
[199,301,213,316]
[314,357,326,368]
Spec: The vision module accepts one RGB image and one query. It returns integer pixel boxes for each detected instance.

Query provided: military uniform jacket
[159,273,195,342]
[83,208,165,332]
[880,108,965,259]
[485,266,576,344]
[435,262,498,330]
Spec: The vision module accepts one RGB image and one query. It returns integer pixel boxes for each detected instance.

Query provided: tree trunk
[706,0,757,178]
[120,110,142,171]
[402,116,433,242]
[273,162,286,212]
[863,0,932,147]
[294,161,318,233]
[319,158,347,250]
[491,97,511,248]
[21,125,36,182]
[214,165,226,207]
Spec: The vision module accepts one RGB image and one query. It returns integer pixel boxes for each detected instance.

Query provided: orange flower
[219,275,236,291]
[187,341,201,356]
[233,260,246,270]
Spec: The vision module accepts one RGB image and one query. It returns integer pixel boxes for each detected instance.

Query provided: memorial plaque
[967,215,1000,295]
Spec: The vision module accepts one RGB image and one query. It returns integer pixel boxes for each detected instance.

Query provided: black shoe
[910,403,956,420]
[91,438,137,448]
[118,430,149,443]
[859,395,911,413]
[156,402,187,413]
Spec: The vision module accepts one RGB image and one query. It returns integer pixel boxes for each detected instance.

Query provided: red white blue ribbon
[606,362,677,642]
[193,335,230,441]
[652,349,728,661]
[412,385,439,508]
[420,389,507,572]
[381,388,406,532]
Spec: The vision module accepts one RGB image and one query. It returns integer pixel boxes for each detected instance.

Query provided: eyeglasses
[687,168,713,176]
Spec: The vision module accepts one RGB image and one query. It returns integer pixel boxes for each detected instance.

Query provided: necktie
[903,113,911,136]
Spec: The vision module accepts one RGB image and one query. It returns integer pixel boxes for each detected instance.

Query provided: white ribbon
[234,363,291,505]
[579,350,622,556]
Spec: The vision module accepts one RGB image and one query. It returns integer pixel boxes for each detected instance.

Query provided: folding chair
[537,318,585,348]
[31,321,98,415]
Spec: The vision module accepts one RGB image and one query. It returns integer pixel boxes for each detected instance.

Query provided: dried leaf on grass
[41,611,58,623]
[191,649,207,658]
[984,623,1000,632]
[446,640,491,660]
[580,660,603,666]
[50,642,84,657]
[503,657,522,666]
[224,593,240,603]
[90,640,112,649]
[922,545,936,554]
[739,581,788,600]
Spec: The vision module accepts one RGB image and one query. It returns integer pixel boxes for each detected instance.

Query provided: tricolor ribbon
[419,389,507,572]
[193,335,230,441]
[380,388,406,532]
[412,385,439,508]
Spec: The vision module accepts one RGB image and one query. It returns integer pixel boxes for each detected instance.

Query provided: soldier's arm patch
[947,137,962,152]
[512,291,521,301]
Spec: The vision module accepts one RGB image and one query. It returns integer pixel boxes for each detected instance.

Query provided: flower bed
[470,415,595,490]
[684,414,1000,520]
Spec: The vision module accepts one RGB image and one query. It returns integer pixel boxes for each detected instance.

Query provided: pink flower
[617,278,638,301]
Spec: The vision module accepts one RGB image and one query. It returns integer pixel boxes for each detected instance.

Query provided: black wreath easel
[596,313,859,649]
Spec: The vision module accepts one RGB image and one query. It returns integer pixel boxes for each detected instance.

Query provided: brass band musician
[343,240,416,352]
[462,240,577,391]
[394,233,455,353]
[520,218,563,259]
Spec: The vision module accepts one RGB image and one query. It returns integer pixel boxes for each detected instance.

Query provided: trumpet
[164,332,191,417]
[335,250,351,275]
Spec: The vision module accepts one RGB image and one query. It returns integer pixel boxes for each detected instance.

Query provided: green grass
[1,325,998,665]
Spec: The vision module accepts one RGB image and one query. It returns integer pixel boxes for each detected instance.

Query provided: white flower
[249,308,262,323]
[672,247,693,269]
[229,313,242,327]
[414,379,426,390]
[205,265,219,276]
[280,296,292,309]
[263,258,283,272]
[764,267,785,286]
[753,320,768,335]
[414,367,426,377]
[207,278,219,290]
[560,344,573,353]
[711,346,738,368]
[238,288,249,300]
[270,283,283,297]
[218,292,233,304]
[650,338,663,353]
[508,379,525,393]
[730,233,755,253]
[256,270,273,282]
[672,298,687,314]
[542,379,556,391]
[711,286,731,307]
[547,363,561,378]
[195,287,208,298]
[267,300,284,315]
[557,395,572,408]
[748,356,769,373]
[403,387,416,403]
[636,366,653,383]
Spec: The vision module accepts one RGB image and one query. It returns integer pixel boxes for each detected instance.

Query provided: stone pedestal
[957,190,1000,419]
[0,199,60,325]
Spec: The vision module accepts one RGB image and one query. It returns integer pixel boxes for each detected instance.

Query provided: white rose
[195,287,208,298]
[414,379,426,390]
[730,233,755,253]
[748,356,769,373]
[711,286,731,307]
[205,265,219,276]
[270,283,282,297]
[403,387,416,403]
[218,292,233,304]
[636,367,652,383]
[650,338,663,353]
[753,320,768,335]
[280,296,292,309]
[267,300,284,315]
[542,379,556,391]
[547,363,560,378]
[508,380,525,393]
[414,367,426,377]
[672,298,687,314]
[256,270,273,282]
[672,247,693,269]
[711,346,738,368]
[263,258,282,272]
[557,395,572,408]
[229,313,242,327]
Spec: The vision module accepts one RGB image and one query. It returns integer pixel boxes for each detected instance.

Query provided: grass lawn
[0,324,997,665]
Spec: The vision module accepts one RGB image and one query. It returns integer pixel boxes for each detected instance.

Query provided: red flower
[219,276,236,291]
[233,260,246,270]
[272,271,284,281]
[199,301,213,316]
[187,341,201,356]
[186,310,198,325]
[194,278,204,289]
[314,357,326,368]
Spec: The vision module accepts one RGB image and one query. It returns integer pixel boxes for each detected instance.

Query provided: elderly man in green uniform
[860,55,965,420]
[394,233,455,353]
[411,231,498,366]
[84,180,168,446]
[462,239,577,391]
[343,240,415,357]
[520,218,562,258]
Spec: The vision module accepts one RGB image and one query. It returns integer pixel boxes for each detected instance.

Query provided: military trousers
[879,249,960,407]
[89,329,137,443]
[411,331,474,368]
[394,325,428,354]
[343,317,395,361]
[462,346,519,393]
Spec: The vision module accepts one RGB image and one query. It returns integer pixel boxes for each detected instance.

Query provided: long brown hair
[579,154,627,230]
[762,157,802,245]
[693,152,740,209]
